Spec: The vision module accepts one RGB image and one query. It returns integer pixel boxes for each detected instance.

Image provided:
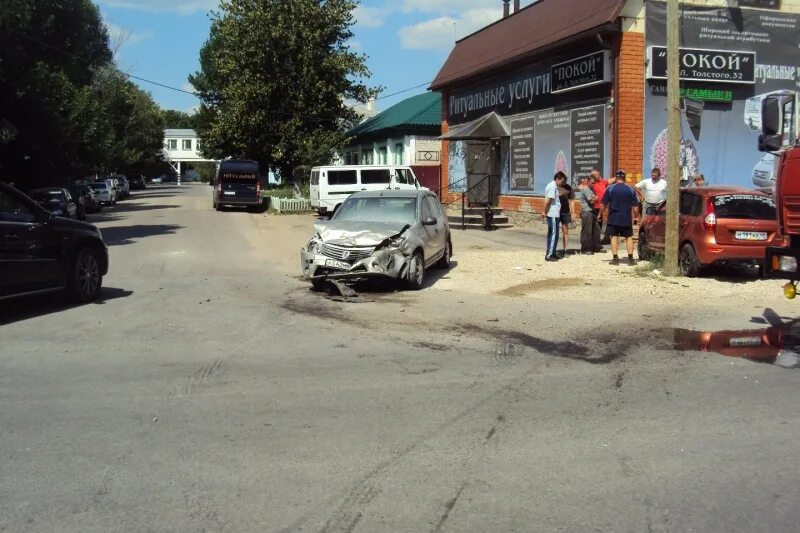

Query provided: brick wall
[440,90,450,195]
[615,31,646,183]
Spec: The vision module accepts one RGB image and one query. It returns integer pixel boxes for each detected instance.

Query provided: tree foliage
[0,0,165,188]
[161,109,199,129]
[190,0,378,180]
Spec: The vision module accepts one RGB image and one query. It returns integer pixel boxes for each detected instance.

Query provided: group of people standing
[543,166,679,266]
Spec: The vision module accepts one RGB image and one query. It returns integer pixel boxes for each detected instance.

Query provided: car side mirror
[423,216,437,226]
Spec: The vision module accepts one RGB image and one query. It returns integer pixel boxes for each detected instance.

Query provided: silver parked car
[301,190,452,290]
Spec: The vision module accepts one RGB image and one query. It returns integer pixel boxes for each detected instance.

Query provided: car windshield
[713,194,776,220]
[30,191,61,202]
[333,196,417,225]
[90,183,107,190]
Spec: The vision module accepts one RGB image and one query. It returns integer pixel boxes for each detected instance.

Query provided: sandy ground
[260,212,791,311]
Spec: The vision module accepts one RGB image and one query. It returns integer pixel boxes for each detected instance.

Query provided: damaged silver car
[301,190,452,290]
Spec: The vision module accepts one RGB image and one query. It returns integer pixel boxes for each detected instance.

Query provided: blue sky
[97,0,535,113]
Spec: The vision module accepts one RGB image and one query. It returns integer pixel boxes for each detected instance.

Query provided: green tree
[0,0,165,187]
[0,0,112,186]
[190,0,378,181]
[161,109,199,129]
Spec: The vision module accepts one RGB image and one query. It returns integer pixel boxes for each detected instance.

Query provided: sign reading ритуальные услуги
[647,46,756,84]
[551,51,612,94]
[446,50,611,124]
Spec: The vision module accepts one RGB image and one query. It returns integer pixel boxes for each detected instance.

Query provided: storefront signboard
[551,51,612,94]
[446,49,609,124]
[647,46,756,84]
[570,105,606,185]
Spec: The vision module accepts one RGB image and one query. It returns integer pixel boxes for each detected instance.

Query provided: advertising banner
[570,105,606,186]
[509,114,535,191]
[496,102,608,196]
[644,1,800,189]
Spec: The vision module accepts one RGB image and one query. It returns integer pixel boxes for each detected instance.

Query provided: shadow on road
[0,287,133,326]
[101,224,182,246]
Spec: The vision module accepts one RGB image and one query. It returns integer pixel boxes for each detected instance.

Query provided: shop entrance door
[466,140,501,206]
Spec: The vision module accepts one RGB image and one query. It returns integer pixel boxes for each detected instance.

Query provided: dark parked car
[29,187,79,220]
[0,181,109,302]
[66,184,100,217]
[129,175,146,190]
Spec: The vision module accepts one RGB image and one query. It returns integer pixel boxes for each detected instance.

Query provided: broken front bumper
[300,247,408,281]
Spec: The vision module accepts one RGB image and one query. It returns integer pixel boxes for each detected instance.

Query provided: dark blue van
[212,159,263,211]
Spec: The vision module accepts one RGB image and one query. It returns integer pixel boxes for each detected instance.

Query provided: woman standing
[557,173,575,258]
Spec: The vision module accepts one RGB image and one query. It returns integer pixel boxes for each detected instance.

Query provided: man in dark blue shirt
[601,170,641,266]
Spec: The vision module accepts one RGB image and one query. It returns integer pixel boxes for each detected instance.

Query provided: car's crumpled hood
[315,220,410,247]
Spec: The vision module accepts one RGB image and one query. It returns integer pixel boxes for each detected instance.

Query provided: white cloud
[349,40,364,52]
[98,0,218,15]
[354,5,389,28]
[182,82,196,93]
[105,21,152,50]
[398,8,502,50]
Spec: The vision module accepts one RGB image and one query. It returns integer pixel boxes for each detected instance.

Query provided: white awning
[439,112,510,140]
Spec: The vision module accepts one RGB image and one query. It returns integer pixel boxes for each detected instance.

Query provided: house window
[182,139,192,150]
[167,139,178,150]
[394,143,404,165]
[362,150,373,165]
[344,153,352,165]
[351,152,359,165]
[377,146,387,165]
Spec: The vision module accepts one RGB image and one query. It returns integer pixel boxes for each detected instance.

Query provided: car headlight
[307,236,322,253]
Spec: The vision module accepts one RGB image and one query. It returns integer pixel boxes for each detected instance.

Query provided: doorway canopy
[439,112,510,140]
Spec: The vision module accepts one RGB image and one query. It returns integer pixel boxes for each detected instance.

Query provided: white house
[336,92,442,168]
[162,129,216,180]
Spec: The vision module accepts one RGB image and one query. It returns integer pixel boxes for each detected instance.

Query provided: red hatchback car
[638,187,781,276]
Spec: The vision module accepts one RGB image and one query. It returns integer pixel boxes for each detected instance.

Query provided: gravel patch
[438,245,786,306]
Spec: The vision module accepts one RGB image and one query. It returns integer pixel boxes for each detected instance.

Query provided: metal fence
[274,197,311,213]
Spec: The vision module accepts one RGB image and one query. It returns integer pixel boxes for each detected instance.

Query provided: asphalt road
[1,184,799,532]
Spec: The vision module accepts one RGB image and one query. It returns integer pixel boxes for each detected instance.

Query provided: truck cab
[759,91,800,297]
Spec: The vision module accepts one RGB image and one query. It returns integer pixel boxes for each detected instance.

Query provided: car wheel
[215,203,223,212]
[311,278,327,291]
[637,231,652,261]
[436,238,452,269]
[67,247,103,303]
[679,243,701,277]
[406,251,425,290]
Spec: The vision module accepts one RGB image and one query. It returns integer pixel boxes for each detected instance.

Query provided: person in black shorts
[601,170,641,266]
[557,179,574,257]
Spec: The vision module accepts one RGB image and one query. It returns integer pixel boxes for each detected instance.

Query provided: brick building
[431,0,800,214]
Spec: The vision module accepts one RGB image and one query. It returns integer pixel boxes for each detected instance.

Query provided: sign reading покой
[647,46,756,84]
[551,51,612,94]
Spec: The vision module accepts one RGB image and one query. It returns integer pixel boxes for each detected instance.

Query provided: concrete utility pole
[663,0,681,276]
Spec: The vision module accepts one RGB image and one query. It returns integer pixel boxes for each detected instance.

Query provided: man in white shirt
[543,172,566,261]
[635,167,668,216]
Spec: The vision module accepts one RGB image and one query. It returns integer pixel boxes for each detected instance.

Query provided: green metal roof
[347,92,441,138]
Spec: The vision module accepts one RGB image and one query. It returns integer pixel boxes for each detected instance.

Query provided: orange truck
[761,91,800,298]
